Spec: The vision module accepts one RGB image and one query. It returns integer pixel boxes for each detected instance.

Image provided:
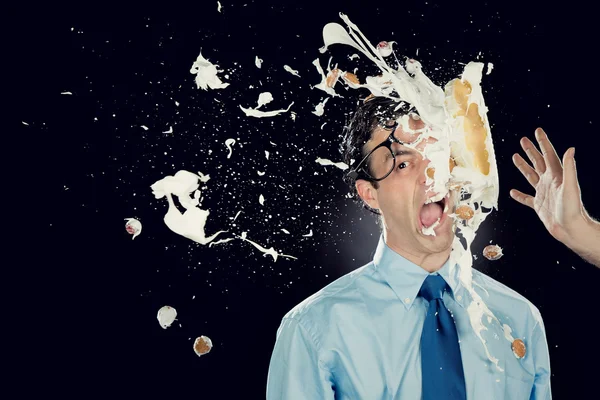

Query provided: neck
[383,231,451,273]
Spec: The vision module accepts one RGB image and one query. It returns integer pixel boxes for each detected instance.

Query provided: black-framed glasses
[346,119,416,182]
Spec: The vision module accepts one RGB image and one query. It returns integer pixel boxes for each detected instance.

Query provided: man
[510,128,600,268]
[266,97,552,399]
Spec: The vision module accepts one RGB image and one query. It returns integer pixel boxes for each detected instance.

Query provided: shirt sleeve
[529,317,552,400]
[266,317,335,399]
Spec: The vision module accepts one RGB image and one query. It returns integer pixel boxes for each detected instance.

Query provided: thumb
[562,147,581,199]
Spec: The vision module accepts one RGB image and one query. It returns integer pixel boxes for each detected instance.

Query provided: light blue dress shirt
[267,235,552,399]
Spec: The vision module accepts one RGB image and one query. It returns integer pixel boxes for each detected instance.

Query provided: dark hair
[339,96,414,216]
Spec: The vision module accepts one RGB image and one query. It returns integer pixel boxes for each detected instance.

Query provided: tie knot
[419,275,449,302]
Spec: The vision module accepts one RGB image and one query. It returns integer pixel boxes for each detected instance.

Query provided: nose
[415,137,438,185]
[416,158,432,189]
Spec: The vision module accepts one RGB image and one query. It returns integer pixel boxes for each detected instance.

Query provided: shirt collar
[372,235,465,310]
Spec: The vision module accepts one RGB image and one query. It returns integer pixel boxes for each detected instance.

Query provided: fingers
[520,136,546,174]
[509,189,535,209]
[534,128,563,177]
[562,147,581,198]
[512,152,540,188]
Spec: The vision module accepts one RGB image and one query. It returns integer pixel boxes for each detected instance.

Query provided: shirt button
[457,295,462,301]
[404,297,411,304]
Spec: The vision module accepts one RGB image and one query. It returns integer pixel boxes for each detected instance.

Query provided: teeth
[425,192,446,204]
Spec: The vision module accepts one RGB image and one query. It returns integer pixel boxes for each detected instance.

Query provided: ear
[356,179,380,210]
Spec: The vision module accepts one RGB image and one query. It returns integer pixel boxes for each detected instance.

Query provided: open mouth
[418,193,449,231]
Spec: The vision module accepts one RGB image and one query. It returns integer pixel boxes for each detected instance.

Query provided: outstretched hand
[509,127,584,246]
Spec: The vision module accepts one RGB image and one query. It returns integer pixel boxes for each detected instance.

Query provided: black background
[13,0,600,398]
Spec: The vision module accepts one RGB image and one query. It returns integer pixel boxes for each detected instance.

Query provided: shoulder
[282,262,376,323]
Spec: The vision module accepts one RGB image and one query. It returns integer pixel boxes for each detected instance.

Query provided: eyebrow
[392,147,416,156]
[362,141,418,159]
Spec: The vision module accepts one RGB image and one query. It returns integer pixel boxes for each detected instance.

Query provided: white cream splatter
[190,51,230,90]
[22,121,29,126]
[320,122,327,130]
[376,41,396,57]
[312,98,329,116]
[163,126,173,134]
[255,56,263,68]
[239,101,294,118]
[256,92,274,108]
[257,171,265,176]
[124,218,142,239]
[265,151,270,160]
[349,54,360,60]
[315,157,348,170]
[259,194,265,205]
[281,229,290,234]
[235,232,297,262]
[312,58,342,97]
[208,237,236,246]
[197,171,210,183]
[486,63,494,75]
[61,91,73,95]
[217,1,222,12]
[284,65,301,77]
[231,210,242,222]
[302,230,313,237]
[141,125,149,130]
[225,138,236,159]
[157,306,177,329]
[150,170,226,245]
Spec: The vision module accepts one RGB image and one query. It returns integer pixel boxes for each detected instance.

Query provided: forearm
[565,211,600,268]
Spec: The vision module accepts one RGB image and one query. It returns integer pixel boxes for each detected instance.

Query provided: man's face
[356,114,457,255]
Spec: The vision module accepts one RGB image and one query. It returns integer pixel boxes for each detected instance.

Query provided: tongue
[420,202,443,227]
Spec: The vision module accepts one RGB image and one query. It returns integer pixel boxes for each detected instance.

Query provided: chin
[419,226,455,253]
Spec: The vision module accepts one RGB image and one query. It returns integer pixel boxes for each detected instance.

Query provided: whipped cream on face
[320,13,510,370]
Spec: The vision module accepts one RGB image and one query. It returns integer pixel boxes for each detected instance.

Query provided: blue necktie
[419,274,466,400]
